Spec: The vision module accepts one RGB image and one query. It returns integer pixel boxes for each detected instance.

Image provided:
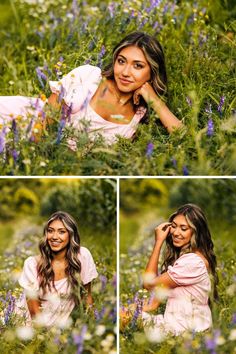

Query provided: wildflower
[205,103,212,115]
[95,324,106,336]
[183,165,189,175]
[232,313,236,324]
[4,291,15,324]
[108,2,115,18]
[12,119,19,142]
[12,149,19,163]
[36,67,47,88]
[98,45,106,67]
[0,128,6,153]
[171,158,177,168]
[217,96,225,115]
[229,329,236,341]
[73,325,87,354]
[99,275,108,291]
[56,117,66,144]
[16,326,35,341]
[207,119,214,137]
[146,142,154,158]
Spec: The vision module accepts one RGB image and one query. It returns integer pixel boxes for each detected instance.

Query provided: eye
[117,57,125,64]
[171,223,176,228]
[59,230,66,235]
[181,227,188,232]
[134,63,144,69]
[47,228,53,234]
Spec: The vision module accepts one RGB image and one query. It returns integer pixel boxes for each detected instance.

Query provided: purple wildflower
[99,275,107,291]
[4,291,15,324]
[12,119,19,143]
[217,96,225,115]
[207,119,214,137]
[12,149,19,163]
[146,142,154,158]
[0,128,6,154]
[183,165,189,175]
[232,313,236,324]
[56,117,66,144]
[171,158,177,168]
[131,299,143,328]
[108,2,115,18]
[98,45,106,68]
[58,84,66,103]
[36,67,47,88]
[73,325,87,354]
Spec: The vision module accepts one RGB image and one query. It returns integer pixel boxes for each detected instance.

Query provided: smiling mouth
[50,241,62,246]
[119,78,133,84]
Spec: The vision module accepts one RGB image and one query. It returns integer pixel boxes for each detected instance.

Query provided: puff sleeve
[18,256,39,292]
[167,253,208,286]
[79,247,98,285]
[49,64,102,113]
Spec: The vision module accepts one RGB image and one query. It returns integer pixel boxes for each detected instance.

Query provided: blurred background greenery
[0,178,116,259]
[120,178,236,253]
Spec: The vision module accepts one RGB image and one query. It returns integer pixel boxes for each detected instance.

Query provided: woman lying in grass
[121,204,218,339]
[0,32,182,144]
[15,211,98,327]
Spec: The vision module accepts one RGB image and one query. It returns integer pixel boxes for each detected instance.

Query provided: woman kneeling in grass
[16,211,98,327]
[0,32,182,145]
[121,204,218,339]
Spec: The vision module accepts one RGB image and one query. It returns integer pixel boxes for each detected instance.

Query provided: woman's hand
[133,82,160,105]
[133,82,183,133]
[154,222,171,244]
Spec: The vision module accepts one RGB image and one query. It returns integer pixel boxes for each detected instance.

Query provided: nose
[121,64,131,77]
[172,227,180,236]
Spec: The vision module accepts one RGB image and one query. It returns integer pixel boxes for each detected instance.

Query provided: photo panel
[120,178,236,353]
[0,177,117,353]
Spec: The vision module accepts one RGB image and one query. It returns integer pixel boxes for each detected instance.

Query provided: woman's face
[46,219,70,252]
[170,214,193,249]
[113,45,151,93]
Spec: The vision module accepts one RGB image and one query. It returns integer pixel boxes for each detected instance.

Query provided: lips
[50,241,61,246]
[119,78,133,85]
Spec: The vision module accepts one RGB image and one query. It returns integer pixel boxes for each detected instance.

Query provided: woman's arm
[143,222,177,290]
[83,282,93,307]
[26,298,41,318]
[134,83,183,133]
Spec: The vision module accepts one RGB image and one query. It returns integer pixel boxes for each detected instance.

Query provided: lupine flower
[36,67,47,88]
[131,299,143,328]
[73,325,87,354]
[146,142,154,158]
[183,165,189,175]
[99,275,107,291]
[171,158,177,168]
[217,96,225,115]
[12,119,19,143]
[12,149,19,163]
[0,128,6,153]
[4,291,15,324]
[108,2,115,18]
[207,119,214,137]
[98,45,106,67]
[56,117,66,144]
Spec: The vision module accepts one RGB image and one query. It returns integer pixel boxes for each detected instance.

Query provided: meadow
[0,179,117,353]
[0,0,235,175]
[120,178,236,354]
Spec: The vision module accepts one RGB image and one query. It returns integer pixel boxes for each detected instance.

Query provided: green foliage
[41,178,116,234]
[0,0,235,175]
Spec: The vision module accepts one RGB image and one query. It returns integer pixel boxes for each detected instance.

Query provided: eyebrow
[117,54,147,65]
[172,221,189,227]
[47,227,67,231]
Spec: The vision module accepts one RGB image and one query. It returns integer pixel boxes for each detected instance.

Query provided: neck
[52,248,67,261]
[110,80,133,106]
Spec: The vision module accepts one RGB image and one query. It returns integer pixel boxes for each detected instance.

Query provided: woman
[121,204,218,338]
[16,211,98,327]
[0,32,182,145]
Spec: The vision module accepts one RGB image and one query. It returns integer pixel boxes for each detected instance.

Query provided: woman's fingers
[154,222,171,242]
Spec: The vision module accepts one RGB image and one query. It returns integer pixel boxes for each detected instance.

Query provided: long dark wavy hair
[102,31,167,115]
[37,211,82,305]
[161,204,219,301]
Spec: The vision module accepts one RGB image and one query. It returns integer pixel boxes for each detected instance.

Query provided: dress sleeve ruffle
[49,64,101,103]
[79,247,98,285]
[167,253,207,286]
[18,256,39,292]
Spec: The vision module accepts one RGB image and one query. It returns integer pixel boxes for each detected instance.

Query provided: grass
[0,0,235,175]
